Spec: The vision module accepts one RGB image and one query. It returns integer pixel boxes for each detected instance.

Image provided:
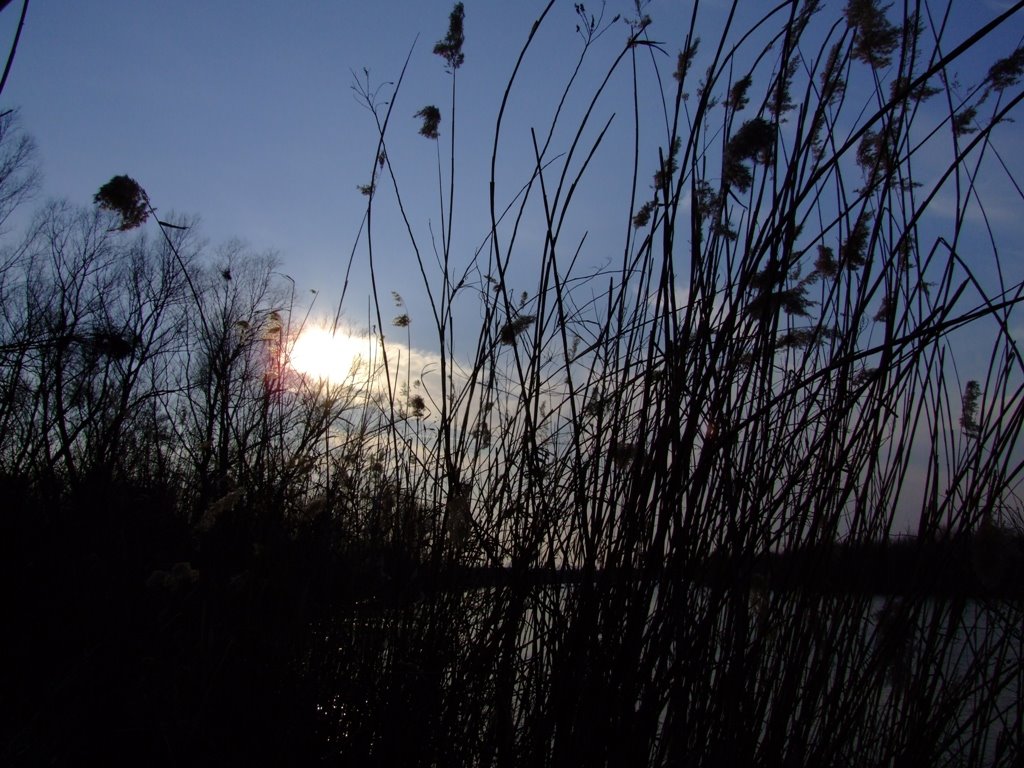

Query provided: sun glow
[287,326,378,386]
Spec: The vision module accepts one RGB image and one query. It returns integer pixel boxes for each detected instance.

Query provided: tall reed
[317,1,1024,765]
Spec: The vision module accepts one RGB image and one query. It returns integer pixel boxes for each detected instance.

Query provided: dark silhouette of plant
[415,105,441,139]
[845,0,900,68]
[987,47,1024,92]
[6,1,1024,765]
[322,1,1024,765]
[0,0,30,100]
[961,380,982,438]
[0,109,37,230]
[722,117,774,191]
[93,174,150,230]
[497,314,536,345]
[433,1,465,71]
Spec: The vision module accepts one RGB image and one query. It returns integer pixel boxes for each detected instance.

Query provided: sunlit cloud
[285,322,454,416]
[288,325,381,389]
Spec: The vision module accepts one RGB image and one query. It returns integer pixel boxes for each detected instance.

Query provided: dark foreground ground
[4,479,1022,765]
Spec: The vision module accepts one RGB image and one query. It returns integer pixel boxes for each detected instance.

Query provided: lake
[303,582,1022,766]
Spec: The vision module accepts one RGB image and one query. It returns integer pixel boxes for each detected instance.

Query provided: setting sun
[287,326,378,386]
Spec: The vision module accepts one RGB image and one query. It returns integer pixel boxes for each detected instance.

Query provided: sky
[0,0,672,336]
[0,1,1019,342]
[0,1,1022,531]
[0,0,1019,364]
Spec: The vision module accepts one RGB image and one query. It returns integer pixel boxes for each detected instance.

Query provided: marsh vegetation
[4,0,1024,765]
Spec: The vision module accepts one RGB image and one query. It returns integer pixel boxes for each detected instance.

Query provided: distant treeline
[702,528,1024,598]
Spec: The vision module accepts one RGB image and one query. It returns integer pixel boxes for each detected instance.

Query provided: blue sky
[1,1,1023,532]
[0,0,1020,362]
[0,1,662,331]
[0,1,1018,340]
[0,2,835,338]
